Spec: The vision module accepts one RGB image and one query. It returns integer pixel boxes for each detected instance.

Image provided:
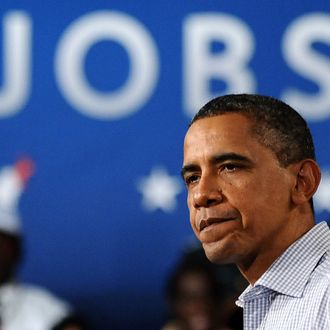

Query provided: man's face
[174,271,216,330]
[182,114,297,268]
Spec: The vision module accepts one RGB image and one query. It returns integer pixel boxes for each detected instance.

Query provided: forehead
[185,113,253,150]
[182,113,280,168]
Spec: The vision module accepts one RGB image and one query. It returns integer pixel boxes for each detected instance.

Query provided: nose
[192,175,222,208]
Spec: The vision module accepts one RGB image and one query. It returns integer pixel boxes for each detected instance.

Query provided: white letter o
[55,11,159,120]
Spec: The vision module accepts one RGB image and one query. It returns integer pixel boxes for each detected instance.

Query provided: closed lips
[199,217,236,232]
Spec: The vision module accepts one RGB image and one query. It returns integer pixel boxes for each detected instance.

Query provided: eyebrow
[181,152,251,179]
[213,152,250,164]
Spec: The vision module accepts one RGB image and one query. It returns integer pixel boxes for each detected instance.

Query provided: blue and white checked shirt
[237,221,330,329]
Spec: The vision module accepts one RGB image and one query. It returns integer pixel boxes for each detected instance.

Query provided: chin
[202,240,238,265]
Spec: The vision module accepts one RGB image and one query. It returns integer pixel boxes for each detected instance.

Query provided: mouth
[199,217,236,232]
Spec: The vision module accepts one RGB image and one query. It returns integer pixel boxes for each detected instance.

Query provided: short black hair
[191,94,315,167]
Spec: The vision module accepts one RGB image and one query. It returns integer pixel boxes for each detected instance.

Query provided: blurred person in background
[0,159,72,330]
[51,314,90,330]
[162,244,245,330]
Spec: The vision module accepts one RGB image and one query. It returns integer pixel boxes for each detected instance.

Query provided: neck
[238,214,315,285]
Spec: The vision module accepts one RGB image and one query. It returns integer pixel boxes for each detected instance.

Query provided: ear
[291,159,321,206]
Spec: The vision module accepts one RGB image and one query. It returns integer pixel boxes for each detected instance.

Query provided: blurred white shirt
[0,282,70,330]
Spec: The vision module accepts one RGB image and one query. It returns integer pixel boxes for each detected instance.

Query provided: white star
[137,167,183,213]
[314,170,330,213]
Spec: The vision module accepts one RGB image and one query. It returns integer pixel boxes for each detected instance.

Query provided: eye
[184,174,200,186]
[222,163,240,172]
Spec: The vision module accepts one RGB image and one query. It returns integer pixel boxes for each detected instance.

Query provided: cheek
[187,192,194,214]
[222,179,267,225]
[229,179,290,230]
[186,192,190,207]
[187,194,198,232]
[226,174,279,204]
[222,179,252,207]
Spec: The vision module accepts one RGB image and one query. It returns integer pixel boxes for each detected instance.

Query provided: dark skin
[171,271,219,330]
[182,114,321,284]
[0,231,21,285]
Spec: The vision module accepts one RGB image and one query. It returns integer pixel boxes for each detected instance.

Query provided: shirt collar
[238,221,330,304]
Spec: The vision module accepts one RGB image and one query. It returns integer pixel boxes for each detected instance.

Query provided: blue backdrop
[0,1,330,329]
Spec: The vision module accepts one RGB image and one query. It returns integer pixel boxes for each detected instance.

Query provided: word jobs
[0,10,330,121]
